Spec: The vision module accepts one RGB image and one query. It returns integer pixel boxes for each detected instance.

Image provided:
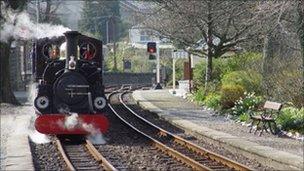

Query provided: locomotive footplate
[35,114,109,134]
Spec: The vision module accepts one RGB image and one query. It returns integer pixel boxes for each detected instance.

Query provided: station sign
[173,50,188,59]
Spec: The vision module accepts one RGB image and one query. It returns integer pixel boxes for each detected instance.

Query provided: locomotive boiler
[32,31,108,135]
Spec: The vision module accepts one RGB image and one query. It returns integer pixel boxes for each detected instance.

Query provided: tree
[0,0,27,104]
[79,0,128,71]
[36,0,62,24]
[256,1,303,106]
[79,0,125,43]
[296,0,304,107]
[141,0,256,88]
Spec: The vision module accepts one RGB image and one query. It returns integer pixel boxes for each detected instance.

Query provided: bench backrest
[263,101,282,110]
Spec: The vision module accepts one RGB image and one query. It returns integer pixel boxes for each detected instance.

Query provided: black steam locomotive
[33,31,108,135]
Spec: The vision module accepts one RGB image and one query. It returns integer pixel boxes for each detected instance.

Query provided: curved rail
[119,91,252,170]
[85,140,117,171]
[55,137,116,171]
[109,91,253,170]
[108,92,210,170]
[55,139,76,171]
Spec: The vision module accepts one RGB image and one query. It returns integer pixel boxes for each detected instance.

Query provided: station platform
[132,89,303,170]
[1,92,35,170]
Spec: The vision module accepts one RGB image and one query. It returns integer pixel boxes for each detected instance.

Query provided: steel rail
[55,138,76,171]
[55,137,116,171]
[119,91,252,171]
[85,140,117,171]
[108,92,212,171]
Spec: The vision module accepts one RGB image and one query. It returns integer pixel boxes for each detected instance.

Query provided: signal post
[147,42,162,89]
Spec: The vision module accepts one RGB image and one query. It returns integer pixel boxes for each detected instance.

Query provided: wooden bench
[249,101,282,136]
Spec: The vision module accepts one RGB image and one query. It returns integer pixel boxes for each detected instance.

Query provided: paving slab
[1,104,34,171]
[132,89,304,170]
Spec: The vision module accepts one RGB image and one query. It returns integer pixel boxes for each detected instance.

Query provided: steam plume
[0,6,70,43]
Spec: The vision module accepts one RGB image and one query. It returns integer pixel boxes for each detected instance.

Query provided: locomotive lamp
[68,56,76,70]
[94,97,107,110]
[34,96,49,110]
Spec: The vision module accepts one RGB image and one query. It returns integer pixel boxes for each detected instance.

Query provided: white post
[153,42,162,89]
[156,43,160,84]
[172,55,176,94]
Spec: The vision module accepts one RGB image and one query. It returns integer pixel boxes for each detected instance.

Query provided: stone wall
[103,72,154,86]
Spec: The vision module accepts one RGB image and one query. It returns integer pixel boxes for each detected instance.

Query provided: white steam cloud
[28,112,51,144]
[87,133,106,145]
[29,130,51,144]
[64,113,79,130]
[0,8,70,43]
[57,113,107,144]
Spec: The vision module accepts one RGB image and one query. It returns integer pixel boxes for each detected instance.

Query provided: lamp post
[172,49,177,94]
[154,43,162,89]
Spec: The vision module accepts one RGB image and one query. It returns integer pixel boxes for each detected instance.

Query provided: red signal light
[148,48,156,53]
[147,42,156,53]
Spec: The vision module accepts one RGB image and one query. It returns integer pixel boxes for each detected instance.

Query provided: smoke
[27,83,37,105]
[28,110,51,144]
[87,133,106,145]
[0,7,70,43]
[83,123,106,144]
[29,130,51,144]
[58,113,107,144]
[64,113,79,130]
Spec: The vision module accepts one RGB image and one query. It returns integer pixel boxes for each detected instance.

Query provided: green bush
[276,107,304,134]
[193,87,206,105]
[203,93,221,110]
[232,92,263,116]
[193,53,262,90]
[220,84,245,109]
[222,70,262,94]
[193,58,229,87]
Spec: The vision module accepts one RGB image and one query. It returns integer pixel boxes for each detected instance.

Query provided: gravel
[29,140,65,170]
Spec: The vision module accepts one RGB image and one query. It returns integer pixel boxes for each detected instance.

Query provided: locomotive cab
[33,31,108,135]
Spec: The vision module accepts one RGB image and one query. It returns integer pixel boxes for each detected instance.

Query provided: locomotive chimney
[64,31,81,71]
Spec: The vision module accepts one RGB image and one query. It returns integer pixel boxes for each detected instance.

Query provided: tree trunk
[297,0,304,107]
[205,31,213,88]
[205,2,213,90]
[262,32,275,96]
[43,0,51,22]
[0,41,20,105]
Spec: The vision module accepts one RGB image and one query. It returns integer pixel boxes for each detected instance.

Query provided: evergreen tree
[79,0,124,43]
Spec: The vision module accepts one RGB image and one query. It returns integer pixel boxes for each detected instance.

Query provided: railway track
[108,91,253,171]
[55,137,117,171]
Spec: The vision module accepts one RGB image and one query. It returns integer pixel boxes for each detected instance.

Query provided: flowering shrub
[238,113,250,122]
[231,92,263,116]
